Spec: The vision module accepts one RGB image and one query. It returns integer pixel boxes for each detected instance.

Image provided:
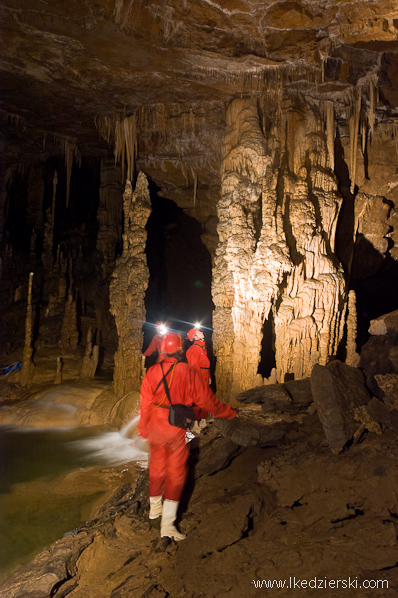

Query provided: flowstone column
[212,97,347,399]
[110,172,151,398]
[212,97,289,399]
[273,105,346,381]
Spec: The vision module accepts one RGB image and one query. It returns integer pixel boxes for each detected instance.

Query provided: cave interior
[1,1,398,596]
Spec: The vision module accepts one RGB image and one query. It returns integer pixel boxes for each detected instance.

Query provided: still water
[0,422,148,583]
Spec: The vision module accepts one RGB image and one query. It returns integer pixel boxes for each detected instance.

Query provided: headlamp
[194,322,201,330]
[157,324,168,336]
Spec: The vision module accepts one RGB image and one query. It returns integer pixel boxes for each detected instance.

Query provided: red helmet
[187,328,200,342]
[160,332,183,355]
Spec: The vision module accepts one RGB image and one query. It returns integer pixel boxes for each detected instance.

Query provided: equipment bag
[159,362,196,429]
[168,403,196,429]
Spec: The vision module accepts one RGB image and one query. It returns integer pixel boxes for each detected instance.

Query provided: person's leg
[160,438,190,541]
[164,438,189,501]
[149,443,167,519]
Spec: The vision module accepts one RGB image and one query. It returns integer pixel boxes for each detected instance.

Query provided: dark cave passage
[144,179,214,350]
[257,311,276,379]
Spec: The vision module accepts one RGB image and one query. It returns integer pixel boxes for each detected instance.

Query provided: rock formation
[110,173,151,399]
[212,96,346,398]
[60,288,79,350]
[20,272,35,386]
[80,327,99,379]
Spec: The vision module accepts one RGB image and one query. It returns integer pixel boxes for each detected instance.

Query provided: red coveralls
[138,357,236,501]
[143,334,164,362]
[186,340,211,419]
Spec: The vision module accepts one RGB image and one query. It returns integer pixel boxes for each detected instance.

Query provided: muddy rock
[311,360,371,454]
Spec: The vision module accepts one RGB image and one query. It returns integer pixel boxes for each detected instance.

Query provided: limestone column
[212,97,286,399]
[212,97,347,400]
[109,172,151,398]
[272,105,346,382]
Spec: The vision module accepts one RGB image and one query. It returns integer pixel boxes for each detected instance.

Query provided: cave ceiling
[1,0,398,207]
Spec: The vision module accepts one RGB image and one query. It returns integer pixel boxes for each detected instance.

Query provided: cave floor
[2,407,398,598]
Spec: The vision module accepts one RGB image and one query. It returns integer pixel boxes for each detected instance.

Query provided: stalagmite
[346,290,360,367]
[109,172,151,399]
[20,272,35,386]
[60,288,79,350]
[55,357,63,384]
[80,327,99,379]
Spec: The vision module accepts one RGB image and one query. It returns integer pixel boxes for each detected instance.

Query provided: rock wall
[212,97,346,399]
[109,172,151,399]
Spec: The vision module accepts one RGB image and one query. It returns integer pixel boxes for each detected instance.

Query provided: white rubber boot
[160,500,186,541]
[149,495,163,519]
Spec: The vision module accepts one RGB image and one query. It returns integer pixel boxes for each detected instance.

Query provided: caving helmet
[160,332,183,355]
[187,328,204,341]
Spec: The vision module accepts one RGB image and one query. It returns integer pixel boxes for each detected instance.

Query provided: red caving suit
[143,334,164,362]
[186,339,211,419]
[138,357,236,501]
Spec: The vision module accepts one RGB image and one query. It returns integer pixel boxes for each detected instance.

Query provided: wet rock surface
[2,411,398,598]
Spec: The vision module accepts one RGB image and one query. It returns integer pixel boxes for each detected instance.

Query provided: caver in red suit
[138,332,236,541]
[186,328,211,420]
[142,322,167,363]
[143,334,162,359]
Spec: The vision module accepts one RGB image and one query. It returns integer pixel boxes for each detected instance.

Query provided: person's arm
[188,367,236,419]
[143,335,160,357]
[137,374,153,438]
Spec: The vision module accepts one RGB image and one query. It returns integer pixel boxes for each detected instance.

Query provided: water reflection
[0,423,148,583]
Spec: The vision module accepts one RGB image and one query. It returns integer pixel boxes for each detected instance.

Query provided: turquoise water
[0,425,146,583]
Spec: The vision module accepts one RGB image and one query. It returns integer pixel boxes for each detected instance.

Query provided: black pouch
[168,403,196,429]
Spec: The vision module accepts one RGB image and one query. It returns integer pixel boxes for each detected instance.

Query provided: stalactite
[20,272,35,386]
[368,79,376,138]
[326,100,335,171]
[114,114,137,181]
[361,119,367,154]
[349,92,361,193]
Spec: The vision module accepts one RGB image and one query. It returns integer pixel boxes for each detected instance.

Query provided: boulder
[359,336,398,398]
[374,374,398,406]
[369,310,398,339]
[213,415,286,447]
[235,377,313,413]
[311,360,371,454]
[365,396,398,430]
